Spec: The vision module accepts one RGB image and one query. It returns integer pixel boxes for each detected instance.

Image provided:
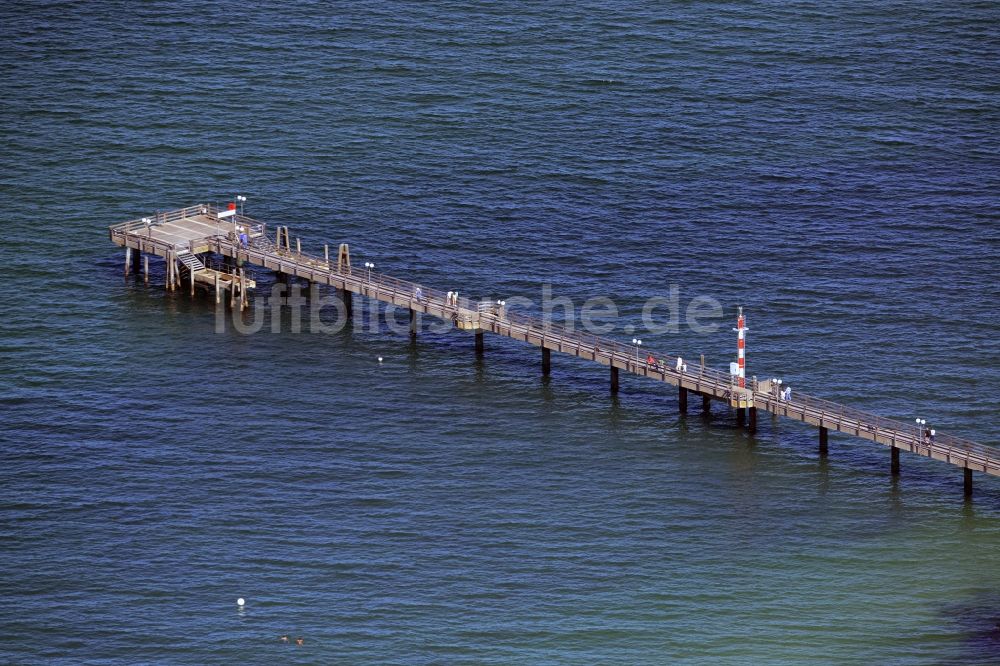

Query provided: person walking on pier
[414,285,424,303]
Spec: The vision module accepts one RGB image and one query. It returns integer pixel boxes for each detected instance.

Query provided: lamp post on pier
[632,338,642,371]
[236,195,247,215]
[364,261,375,283]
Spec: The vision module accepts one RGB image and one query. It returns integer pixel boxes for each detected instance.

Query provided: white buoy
[237,597,245,607]
[378,357,383,363]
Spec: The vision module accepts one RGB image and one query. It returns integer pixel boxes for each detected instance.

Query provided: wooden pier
[110,203,999,496]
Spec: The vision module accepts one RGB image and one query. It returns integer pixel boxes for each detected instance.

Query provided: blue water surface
[2,1,999,664]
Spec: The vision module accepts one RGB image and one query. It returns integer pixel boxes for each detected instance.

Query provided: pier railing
[110,203,265,240]
[109,206,999,477]
[240,234,997,471]
[300,243,999,473]
[766,390,995,471]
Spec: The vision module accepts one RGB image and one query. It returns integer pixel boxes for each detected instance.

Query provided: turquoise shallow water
[2,1,999,663]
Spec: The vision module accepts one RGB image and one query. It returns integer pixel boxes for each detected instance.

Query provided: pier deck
[110,204,999,491]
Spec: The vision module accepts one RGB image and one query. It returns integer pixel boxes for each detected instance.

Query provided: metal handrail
[110,204,269,241]
[302,246,997,471]
[111,207,998,473]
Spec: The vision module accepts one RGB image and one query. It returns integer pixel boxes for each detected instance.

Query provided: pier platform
[110,203,999,495]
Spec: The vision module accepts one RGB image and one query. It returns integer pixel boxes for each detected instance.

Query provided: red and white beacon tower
[735,306,747,389]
